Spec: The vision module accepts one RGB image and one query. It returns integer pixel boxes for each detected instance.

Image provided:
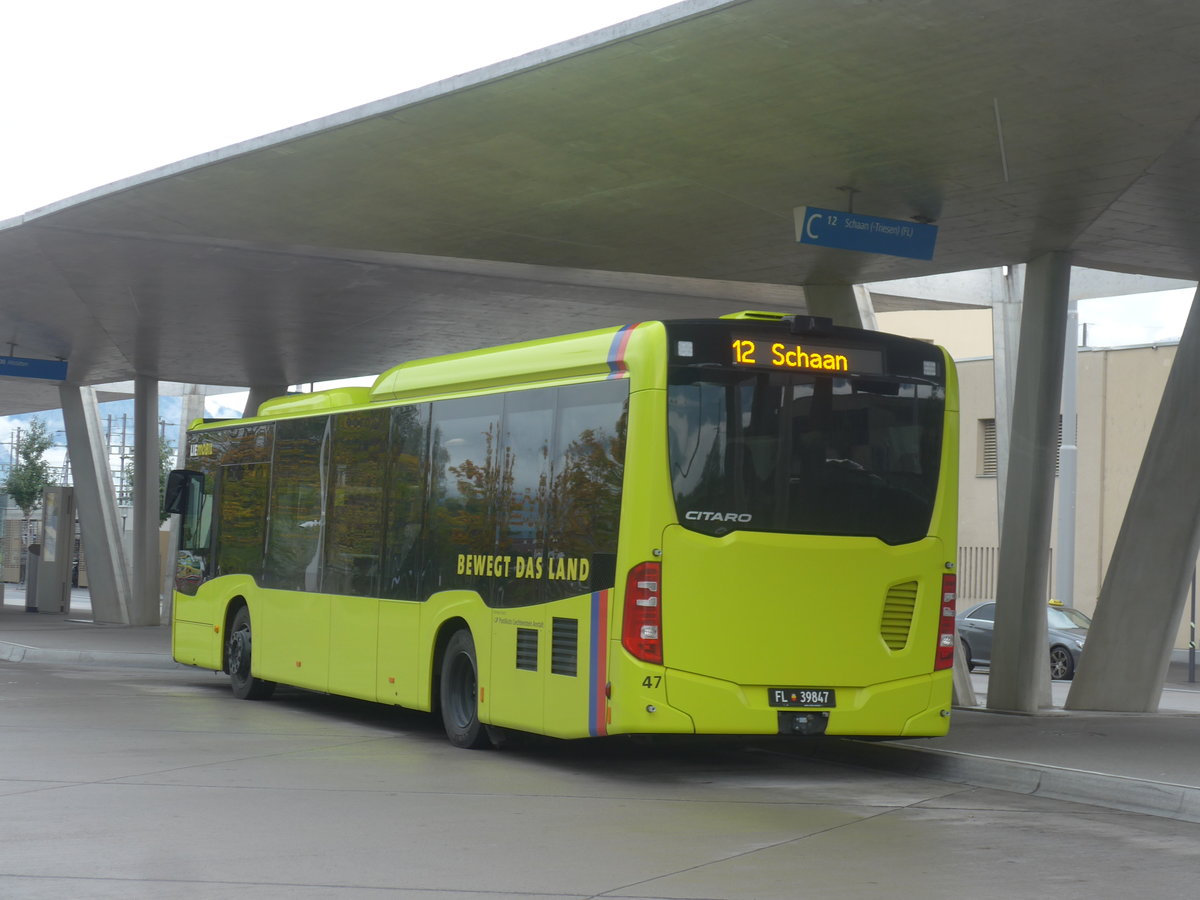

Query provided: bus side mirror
[164,470,204,516]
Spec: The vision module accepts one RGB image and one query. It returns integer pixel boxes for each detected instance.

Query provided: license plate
[768,688,836,708]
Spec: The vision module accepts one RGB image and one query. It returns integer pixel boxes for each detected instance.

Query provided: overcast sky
[2,0,673,219]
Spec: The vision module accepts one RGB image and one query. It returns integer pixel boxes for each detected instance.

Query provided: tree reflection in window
[494,390,553,607]
[425,396,502,596]
[546,382,626,601]
[422,383,627,606]
[382,404,429,601]
[263,417,329,591]
[324,409,389,597]
[216,463,269,578]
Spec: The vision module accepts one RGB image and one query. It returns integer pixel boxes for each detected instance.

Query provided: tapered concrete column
[990,265,1023,526]
[802,284,878,329]
[987,253,1072,713]
[1067,289,1200,712]
[244,384,289,418]
[130,375,161,625]
[58,384,132,624]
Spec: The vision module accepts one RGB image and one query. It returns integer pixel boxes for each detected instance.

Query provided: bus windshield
[667,368,945,544]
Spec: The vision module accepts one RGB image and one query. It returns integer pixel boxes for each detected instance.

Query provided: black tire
[227,606,276,700]
[1049,645,1075,681]
[960,638,975,672]
[439,630,491,749]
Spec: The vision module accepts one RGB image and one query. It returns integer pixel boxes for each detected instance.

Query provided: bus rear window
[667,369,944,544]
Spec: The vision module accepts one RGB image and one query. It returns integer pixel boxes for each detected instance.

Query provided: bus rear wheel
[440,630,491,749]
[227,606,276,701]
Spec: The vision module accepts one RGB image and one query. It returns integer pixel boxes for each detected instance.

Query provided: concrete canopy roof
[4,0,1200,416]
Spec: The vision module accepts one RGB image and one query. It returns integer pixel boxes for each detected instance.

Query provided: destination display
[730,335,884,375]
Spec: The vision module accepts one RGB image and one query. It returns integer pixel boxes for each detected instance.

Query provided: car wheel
[1049,645,1075,681]
[227,606,276,700]
[439,629,491,749]
[960,638,974,672]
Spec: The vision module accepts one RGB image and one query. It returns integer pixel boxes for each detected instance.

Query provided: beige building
[877,309,1193,652]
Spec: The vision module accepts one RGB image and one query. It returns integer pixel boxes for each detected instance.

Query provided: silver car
[956,601,1091,680]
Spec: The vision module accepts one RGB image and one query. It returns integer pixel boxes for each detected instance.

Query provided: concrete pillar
[951,628,978,707]
[990,265,1023,526]
[130,375,161,626]
[802,284,879,329]
[986,252,1072,713]
[244,384,289,418]
[1066,288,1200,712]
[59,384,132,624]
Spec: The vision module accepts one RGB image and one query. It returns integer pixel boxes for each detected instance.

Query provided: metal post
[1055,302,1078,607]
[1190,568,1196,684]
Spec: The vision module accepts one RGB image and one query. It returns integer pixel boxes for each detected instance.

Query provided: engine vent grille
[551,618,578,677]
[881,581,918,650]
[516,628,538,671]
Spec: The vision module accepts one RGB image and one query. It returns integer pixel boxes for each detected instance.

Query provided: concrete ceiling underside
[4,0,1200,415]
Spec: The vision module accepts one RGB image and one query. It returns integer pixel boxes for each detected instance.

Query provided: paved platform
[3,586,1199,825]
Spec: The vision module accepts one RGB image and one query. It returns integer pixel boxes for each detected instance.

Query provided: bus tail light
[622,562,663,665]
[934,573,956,671]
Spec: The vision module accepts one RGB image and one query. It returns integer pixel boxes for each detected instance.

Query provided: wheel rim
[230,627,251,680]
[1050,648,1069,679]
[446,651,477,728]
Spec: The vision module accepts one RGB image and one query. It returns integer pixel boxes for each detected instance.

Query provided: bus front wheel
[439,630,491,749]
[227,606,276,701]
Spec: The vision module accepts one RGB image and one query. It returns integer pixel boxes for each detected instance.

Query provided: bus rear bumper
[662,668,953,738]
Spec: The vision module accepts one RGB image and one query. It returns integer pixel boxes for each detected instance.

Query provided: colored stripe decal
[606,323,638,379]
[589,590,610,736]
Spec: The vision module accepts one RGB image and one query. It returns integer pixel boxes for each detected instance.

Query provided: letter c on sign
[805,213,822,240]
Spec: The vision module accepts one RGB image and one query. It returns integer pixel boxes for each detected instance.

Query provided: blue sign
[794,206,938,260]
[0,355,68,381]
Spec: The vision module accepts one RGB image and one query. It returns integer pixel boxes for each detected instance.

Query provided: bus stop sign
[0,355,68,381]
[794,206,938,260]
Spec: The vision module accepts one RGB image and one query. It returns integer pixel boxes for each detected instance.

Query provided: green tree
[123,435,176,524]
[4,418,57,522]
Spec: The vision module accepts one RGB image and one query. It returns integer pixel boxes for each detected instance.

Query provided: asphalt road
[1,660,1198,899]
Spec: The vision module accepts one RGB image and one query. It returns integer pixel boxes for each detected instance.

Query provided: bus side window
[494,388,554,608]
[324,408,389,598]
[263,417,329,592]
[425,395,503,600]
[215,463,270,579]
[546,381,627,600]
[382,404,430,601]
[172,470,213,595]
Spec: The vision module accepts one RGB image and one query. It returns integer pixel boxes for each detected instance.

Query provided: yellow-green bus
[166,312,958,747]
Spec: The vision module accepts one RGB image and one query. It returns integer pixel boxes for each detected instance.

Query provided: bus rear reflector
[622,562,663,665]
[935,573,956,671]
